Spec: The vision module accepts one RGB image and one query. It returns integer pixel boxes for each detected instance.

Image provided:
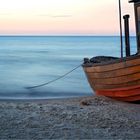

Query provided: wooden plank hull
[83,55,140,102]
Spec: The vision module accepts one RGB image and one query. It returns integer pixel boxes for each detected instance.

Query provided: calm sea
[0,36,137,99]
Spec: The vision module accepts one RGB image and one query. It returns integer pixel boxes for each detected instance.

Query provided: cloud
[38,14,72,18]
[0,13,11,16]
[50,15,72,18]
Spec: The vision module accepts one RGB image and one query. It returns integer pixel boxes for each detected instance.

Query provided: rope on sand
[25,64,81,89]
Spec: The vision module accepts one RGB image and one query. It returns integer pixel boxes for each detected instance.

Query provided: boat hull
[83,55,140,102]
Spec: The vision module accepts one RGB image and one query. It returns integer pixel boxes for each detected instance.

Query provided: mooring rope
[25,64,81,89]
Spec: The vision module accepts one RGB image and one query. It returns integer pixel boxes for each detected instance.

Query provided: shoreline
[0,95,140,139]
[0,95,91,102]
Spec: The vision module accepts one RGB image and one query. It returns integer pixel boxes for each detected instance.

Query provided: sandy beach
[0,95,140,139]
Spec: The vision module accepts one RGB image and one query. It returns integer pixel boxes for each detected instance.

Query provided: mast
[129,0,140,53]
[119,0,123,58]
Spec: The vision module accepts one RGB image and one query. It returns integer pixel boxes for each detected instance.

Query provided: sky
[0,0,136,35]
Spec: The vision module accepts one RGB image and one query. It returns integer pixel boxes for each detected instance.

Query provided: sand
[0,95,140,139]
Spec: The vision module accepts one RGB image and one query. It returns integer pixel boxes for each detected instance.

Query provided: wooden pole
[119,0,123,58]
[123,15,130,57]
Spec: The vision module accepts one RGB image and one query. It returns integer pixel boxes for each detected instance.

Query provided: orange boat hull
[83,55,140,102]
[96,85,140,101]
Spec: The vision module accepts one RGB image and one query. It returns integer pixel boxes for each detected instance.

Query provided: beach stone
[0,96,140,139]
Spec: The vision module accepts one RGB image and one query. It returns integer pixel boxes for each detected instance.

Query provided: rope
[25,64,81,89]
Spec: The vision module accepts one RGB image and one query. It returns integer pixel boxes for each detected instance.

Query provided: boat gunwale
[82,54,140,67]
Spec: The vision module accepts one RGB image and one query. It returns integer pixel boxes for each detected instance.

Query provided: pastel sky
[0,0,136,35]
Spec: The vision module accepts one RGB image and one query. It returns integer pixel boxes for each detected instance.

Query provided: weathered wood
[97,91,140,102]
[88,72,140,85]
[96,85,140,97]
[86,64,140,79]
[83,55,140,101]
[84,56,140,73]
[89,79,140,90]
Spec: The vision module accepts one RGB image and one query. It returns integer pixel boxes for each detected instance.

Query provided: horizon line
[0,35,136,37]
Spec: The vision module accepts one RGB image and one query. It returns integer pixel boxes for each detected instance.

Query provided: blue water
[0,36,137,99]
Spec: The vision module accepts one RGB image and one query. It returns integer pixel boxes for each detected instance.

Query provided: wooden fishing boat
[83,0,140,102]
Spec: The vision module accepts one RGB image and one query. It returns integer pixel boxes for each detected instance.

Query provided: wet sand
[0,95,140,139]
